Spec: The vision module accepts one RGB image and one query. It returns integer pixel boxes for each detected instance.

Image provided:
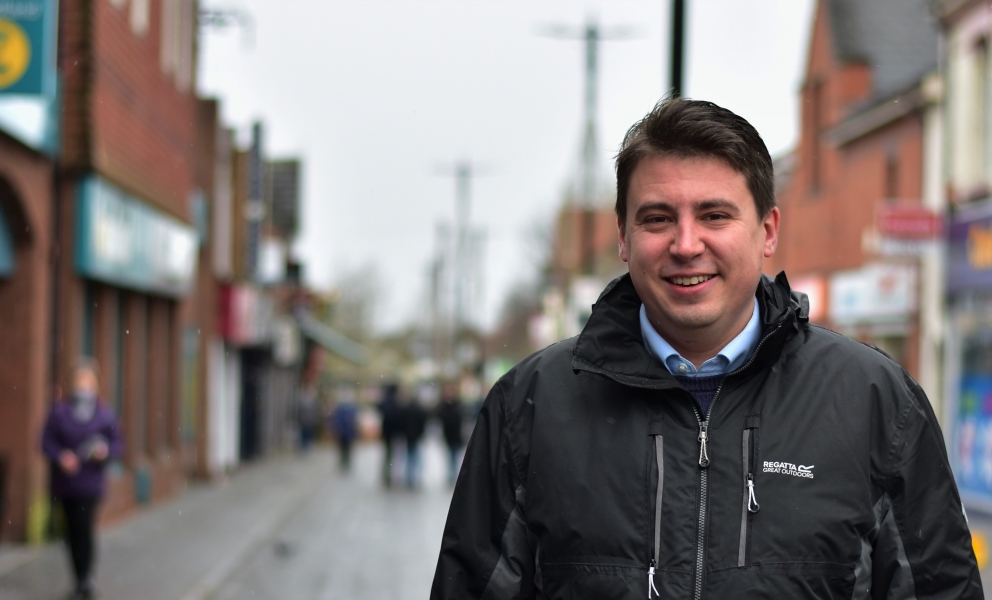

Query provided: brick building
[769,0,942,395]
[51,0,201,526]
[0,130,56,542]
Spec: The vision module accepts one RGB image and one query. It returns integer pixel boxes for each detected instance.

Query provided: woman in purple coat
[41,361,124,600]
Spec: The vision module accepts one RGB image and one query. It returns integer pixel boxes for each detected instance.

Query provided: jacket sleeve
[430,381,537,600]
[871,375,984,599]
[41,408,63,462]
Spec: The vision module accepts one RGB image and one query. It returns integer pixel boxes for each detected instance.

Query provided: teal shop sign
[75,176,199,298]
[0,0,54,95]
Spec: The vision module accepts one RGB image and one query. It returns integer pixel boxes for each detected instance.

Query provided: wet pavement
[6,430,992,599]
[0,435,452,600]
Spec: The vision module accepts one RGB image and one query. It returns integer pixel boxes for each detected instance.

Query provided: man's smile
[666,274,715,287]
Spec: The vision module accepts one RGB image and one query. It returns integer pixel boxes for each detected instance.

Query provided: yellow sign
[0,18,31,89]
[967,223,992,270]
[973,530,989,570]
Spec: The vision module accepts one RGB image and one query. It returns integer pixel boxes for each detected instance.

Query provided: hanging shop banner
[218,284,273,346]
[948,199,992,294]
[0,0,56,95]
[75,176,198,297]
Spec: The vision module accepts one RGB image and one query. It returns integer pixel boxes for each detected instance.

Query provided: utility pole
[436,161,487,362]
[670,0,686,96]
[541,16,633,275]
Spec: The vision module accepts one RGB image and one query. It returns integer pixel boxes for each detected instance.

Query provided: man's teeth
[671,275,713,286]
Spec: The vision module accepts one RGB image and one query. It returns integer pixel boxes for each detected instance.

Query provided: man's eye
[644,216,670,224]
[703,213,729,221]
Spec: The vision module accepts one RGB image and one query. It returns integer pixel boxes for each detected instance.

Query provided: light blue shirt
[639,298,762,377]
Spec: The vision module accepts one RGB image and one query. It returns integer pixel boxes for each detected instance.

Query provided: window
[885,148,899,200]
[809,79,824,194]
[82,281,95,358]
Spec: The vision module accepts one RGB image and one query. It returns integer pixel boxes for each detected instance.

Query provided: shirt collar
[639,297,762,377]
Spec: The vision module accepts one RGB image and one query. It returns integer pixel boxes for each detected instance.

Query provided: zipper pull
[747,473,760,513]
[647,560,659,599]
[697,423,710,468]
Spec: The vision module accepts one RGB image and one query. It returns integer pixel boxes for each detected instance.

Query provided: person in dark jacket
[401,394,429,489]
[378,383,402,487]
[436,383,465,484]
[330,396,359,472]
[431,98,983,599]
[42,361,125,600]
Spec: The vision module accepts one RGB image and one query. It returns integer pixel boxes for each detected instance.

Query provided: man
[431,98,983,599]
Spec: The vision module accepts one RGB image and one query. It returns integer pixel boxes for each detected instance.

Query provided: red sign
[876,204,943,240]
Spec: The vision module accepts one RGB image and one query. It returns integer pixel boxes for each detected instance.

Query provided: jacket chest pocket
[738,416,760,567]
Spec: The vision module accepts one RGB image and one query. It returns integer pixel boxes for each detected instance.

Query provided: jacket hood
[571,272,807,389]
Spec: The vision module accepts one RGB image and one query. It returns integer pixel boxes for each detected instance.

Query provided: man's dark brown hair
[615,97,775,224]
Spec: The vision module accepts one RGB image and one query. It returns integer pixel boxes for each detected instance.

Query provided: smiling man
[431,98,982,599]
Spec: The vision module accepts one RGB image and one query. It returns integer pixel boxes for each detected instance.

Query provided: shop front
[828,262,919,373]
[945,200,992,511]
[72,174,198,517]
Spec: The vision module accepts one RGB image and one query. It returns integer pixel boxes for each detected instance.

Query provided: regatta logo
[763,461,814,479]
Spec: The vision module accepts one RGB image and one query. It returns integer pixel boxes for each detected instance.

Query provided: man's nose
[670,221,705,259]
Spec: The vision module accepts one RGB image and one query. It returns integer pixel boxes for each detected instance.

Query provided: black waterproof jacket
[431,273,983,599]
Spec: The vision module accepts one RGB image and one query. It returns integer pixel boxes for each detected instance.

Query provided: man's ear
[763,207,780,258]
[618,215,629,263]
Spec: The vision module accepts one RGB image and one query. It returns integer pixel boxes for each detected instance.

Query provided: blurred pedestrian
[297,384,320,453]
[378,383,401,487]
[329,392,358,472]
[436,383,464,485]
[41,360,124,600]
[401,394,428,489]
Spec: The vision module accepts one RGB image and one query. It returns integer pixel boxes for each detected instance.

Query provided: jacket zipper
[689,324,780,600]
[738,429,760,567]
[648,435,663,599]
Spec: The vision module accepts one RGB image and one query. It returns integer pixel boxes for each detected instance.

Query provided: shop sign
[948,201,992,293]
[75,176,198,297]
[876,203,942,239]
[952,375,992,500]
[829,263,917,324]
[0,0,54,95]
[0,0,59,154]
[219,284,273,345]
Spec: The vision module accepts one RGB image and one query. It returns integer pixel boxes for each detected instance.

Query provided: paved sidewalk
[0,450,334,600]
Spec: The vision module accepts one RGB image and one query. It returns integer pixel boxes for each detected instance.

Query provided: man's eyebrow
[634,198,740,218]
[695,199,740,212]
[633,201,676,217]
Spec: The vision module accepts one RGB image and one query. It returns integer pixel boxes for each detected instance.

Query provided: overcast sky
[198,0,816,332]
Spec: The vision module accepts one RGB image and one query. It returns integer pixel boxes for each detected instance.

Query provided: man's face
[618,154,779,354]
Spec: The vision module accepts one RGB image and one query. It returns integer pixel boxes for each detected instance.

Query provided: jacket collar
[571,272,806,389]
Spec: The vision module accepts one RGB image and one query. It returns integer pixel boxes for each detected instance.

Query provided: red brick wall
[59,0,198,218]
[89,0,198,219]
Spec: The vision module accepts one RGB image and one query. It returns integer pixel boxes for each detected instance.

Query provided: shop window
[808,79,824,195]
[0,202,15,278]
[885,148,899,200]
[113,290,125,416]
[145,299,156,456]
[82,281,95,358]
[162,300,174,451]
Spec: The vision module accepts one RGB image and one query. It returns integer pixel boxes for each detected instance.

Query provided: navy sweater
[674,374,724,417]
